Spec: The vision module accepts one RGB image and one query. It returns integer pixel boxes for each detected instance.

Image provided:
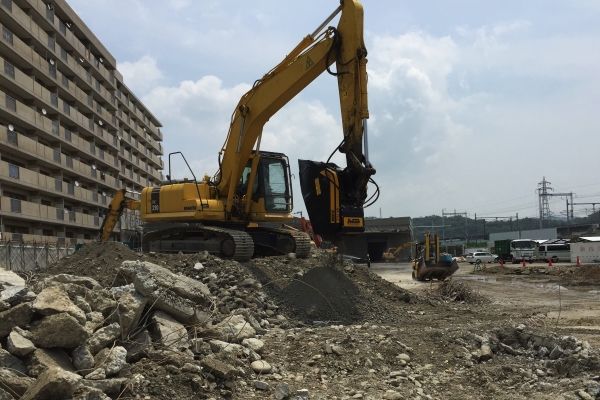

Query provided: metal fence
[0,241,76,272]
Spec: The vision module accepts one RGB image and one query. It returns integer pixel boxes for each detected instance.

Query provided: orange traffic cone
[548,258,553,267]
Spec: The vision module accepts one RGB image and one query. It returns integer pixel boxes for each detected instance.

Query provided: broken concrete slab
[121,260,211,323]
[43,274,101,290]
[29,313,89,349]
[0,368,34,398]
[0,349,27,375]
[20,367,81,400]
[33,286,87,324]
[0,302,33,337]
[117,291,147,339]
[6,330,36,357]
[86,290,117,317]
[0,286,28,306]
[209,339,245,356]
[87,322,120,354]
[151,311,190,351]
[0,268,25,287]
[27,348,76,377]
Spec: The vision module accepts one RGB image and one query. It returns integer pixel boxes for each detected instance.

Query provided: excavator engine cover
[298,159,364,238]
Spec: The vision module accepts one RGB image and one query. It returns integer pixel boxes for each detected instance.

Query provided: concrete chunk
[151,311,189,351]
[27,348,76,377]
[212,314,256,343]
[30,313,89,349]
[0,368,34,398]
[200,356,238,379]
[21,367,81,400]
[0,350,26,375]
[87,323,120,354]
[121,260,211,323]
[0,302,33,337]
[117,292,147,339]
[6,330,35,357]
[33,286,87,324]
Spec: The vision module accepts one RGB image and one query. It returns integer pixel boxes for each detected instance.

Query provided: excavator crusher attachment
[412,256,459,281]
[298,159,365,239]
[412,233,459,281]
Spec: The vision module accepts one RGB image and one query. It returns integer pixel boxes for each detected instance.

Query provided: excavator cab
[236,151,293,217]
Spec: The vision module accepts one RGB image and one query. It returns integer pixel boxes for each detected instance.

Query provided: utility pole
[537,177,574,226]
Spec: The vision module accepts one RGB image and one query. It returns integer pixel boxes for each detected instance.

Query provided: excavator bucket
[412,257,459,281]
[411,233,459,281]
[298,159,365,239]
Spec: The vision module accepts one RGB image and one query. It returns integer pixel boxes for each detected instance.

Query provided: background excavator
[99,0,376,261]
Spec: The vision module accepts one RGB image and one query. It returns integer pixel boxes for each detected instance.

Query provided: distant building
[0,0,164,245]
[570,236,600,263]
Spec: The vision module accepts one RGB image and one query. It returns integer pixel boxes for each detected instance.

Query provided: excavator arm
[97,189,139,242]
[215,0,375,235]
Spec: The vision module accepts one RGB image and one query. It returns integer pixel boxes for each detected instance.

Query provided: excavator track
[248,227,311,258]
[141,223,254,261]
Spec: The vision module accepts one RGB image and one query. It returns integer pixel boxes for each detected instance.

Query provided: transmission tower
[537,177,553,228]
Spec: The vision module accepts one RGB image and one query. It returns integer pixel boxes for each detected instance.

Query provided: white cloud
[118,56,164,95]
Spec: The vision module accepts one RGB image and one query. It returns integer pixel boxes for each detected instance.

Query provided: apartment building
[0,0,164,245]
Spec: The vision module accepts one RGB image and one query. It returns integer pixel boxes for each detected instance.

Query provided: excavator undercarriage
[139,222,311,262]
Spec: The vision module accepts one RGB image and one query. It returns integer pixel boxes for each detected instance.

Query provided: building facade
[0,0,163,245]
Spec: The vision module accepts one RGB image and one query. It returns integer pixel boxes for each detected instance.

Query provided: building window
[95,79,101,92]
[53,147,61,162]
[52,119,59,135]
[51,92,58,107]
[60,47,67,61]
[1,0,12,11]
[45,3,54,21]
[5,93,16,111]
[69,211,76,222]
[67,182,74,194]
[4,61,15,79]
[47,34,55,51]
[66,156,73,168]
[8,163,19,179]
[99,148,104,160]
[90,141,95,154]
[85,70,91,83]
[62,74,69,88]
[87,93,93,107]
[56,208,64,220]
[64,129,72,141]
[49,62,56,78]
[55,178,62,192]
[59,20,66,35]
[93,192,98,202]
[10,198,21,213]
[63,101,70,115]
[2,26,13,45]
[7,129,17,145]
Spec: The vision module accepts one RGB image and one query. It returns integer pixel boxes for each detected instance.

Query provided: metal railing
[0,240,77,272]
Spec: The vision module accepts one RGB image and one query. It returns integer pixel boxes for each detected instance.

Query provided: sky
[68,0,600,219]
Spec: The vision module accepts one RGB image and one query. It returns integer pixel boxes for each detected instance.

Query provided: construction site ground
[1,245,599,400]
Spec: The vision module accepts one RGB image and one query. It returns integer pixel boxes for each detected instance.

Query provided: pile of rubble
[0,255,298,399]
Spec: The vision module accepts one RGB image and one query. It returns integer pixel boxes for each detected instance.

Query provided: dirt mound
[282,266,360,323]
[46,241,141,286]
[248,251,420,325]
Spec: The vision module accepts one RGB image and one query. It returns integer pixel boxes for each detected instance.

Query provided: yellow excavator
[412,233,459,281]
[99,0,376,261]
